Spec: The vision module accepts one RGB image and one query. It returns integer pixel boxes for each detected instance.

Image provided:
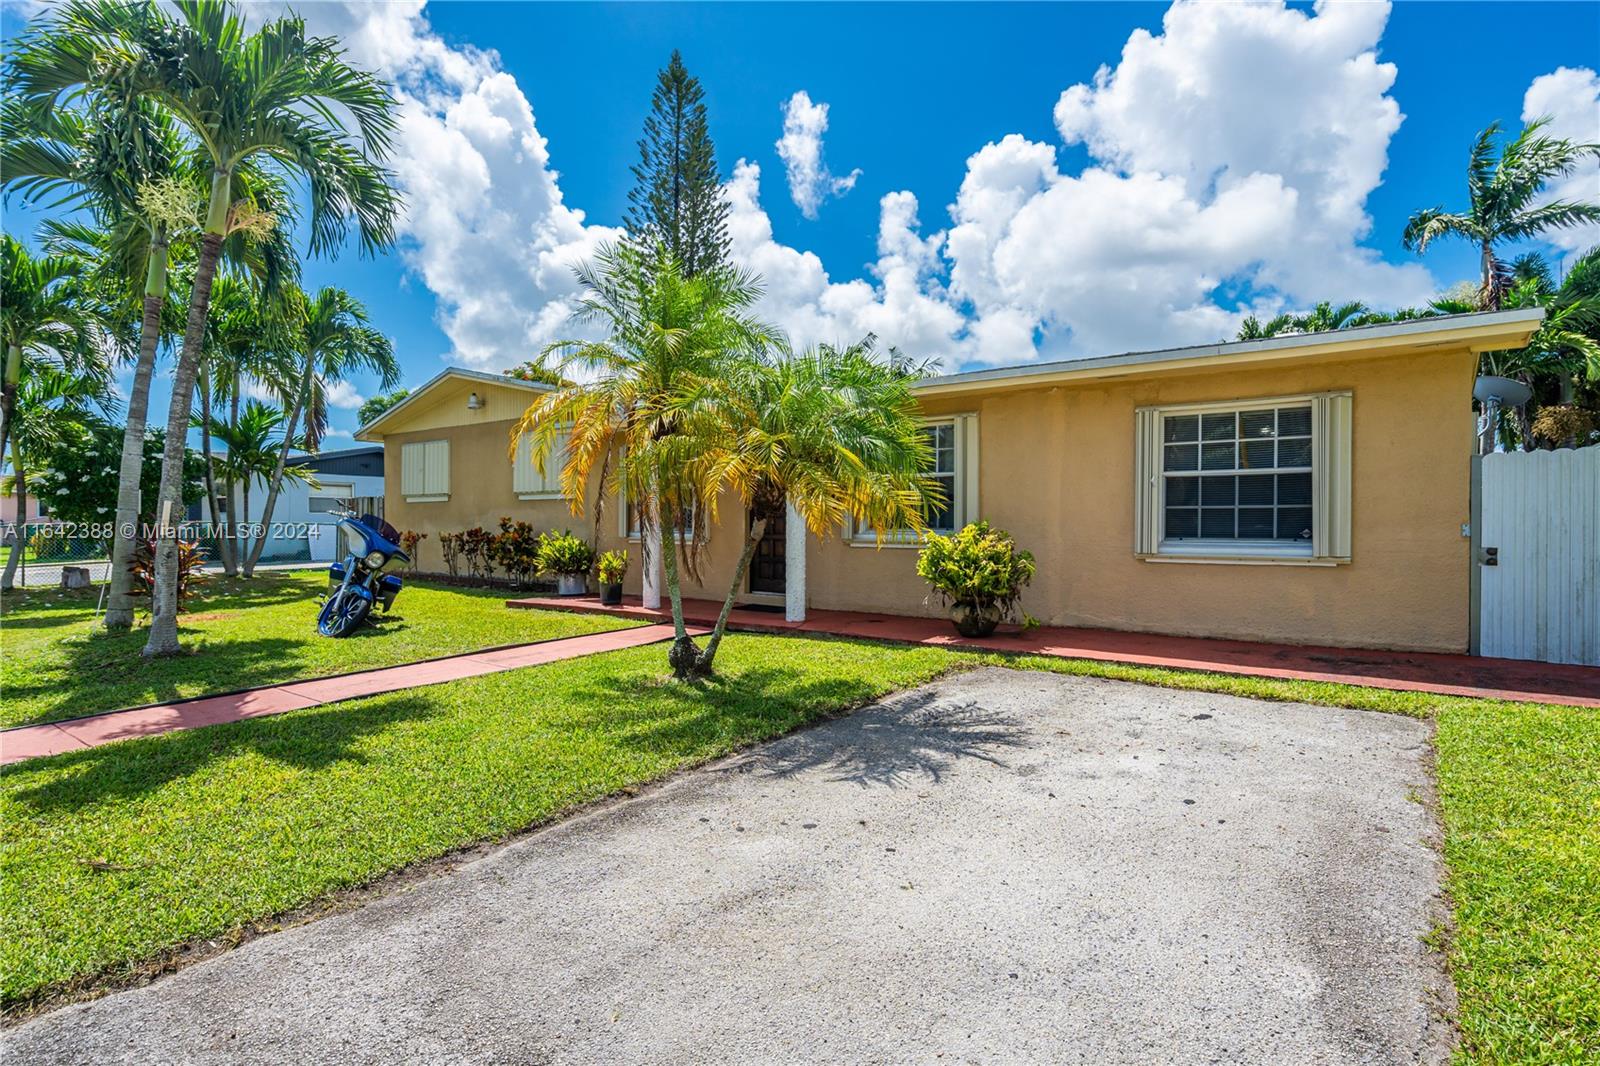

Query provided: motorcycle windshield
[339,516,407,564]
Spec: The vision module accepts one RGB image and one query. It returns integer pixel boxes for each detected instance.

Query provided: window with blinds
[1134,393,1351,562]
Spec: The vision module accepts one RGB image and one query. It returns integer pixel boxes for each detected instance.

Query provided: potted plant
[915,520,1035,638]
[535,530,595,596]
[596,549,629,605]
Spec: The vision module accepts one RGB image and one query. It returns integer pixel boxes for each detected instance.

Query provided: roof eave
[355,367,554,441]
[912,308,1545,398]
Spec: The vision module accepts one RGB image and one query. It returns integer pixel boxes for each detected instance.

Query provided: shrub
[916,520,1035,623]
[597,549,629,585]
[461,526,496,579]
[399,530,426,573]
[492,518,541,586]
[129,537,210,610]
[535,530,595,576]
[1531,404,1599,448]
[438,531,463,577]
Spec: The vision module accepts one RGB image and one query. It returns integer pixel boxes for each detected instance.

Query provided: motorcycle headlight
[364,550,387,569]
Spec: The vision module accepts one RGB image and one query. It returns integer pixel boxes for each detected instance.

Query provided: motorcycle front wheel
[318,585,372,637]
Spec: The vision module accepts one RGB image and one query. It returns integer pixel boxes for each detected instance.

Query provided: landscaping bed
[0,571,640,729]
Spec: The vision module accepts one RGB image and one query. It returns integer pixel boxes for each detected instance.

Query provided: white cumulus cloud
[289,2,621,371]
[776,90,862,219]
[725,160,965,362]
[278,0,1445,376]
[1522,66,1600,257]
[323,380,365,410]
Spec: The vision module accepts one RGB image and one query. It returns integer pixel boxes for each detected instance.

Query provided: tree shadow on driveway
[735,689,1032,789]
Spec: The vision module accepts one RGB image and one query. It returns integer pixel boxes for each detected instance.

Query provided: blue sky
[4,1,1598,446]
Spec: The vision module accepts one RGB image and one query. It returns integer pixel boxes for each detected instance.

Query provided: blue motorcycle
[319,512,409,638]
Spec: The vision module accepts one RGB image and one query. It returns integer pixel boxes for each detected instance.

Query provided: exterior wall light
[466,392,483,410]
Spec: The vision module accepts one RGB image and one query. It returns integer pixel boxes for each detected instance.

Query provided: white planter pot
[557,573,587,596]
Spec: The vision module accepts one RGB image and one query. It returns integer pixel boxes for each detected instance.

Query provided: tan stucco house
[357,308,1543,654]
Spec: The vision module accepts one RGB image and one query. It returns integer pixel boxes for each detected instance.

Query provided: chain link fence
[0,522,113,588]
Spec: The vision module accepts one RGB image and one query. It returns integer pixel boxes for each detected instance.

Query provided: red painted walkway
[508,595,1600,709]
[0,624,704,766]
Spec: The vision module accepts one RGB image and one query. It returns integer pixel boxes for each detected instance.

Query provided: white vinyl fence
[1474,446,1600,666]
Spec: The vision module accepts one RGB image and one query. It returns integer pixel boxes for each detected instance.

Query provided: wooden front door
[749,506,786,594]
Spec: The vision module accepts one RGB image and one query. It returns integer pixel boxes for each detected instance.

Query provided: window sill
[847,533,948,549]
[1140,553,1346,567]
[517,493,567,502]
[404,494,449,503]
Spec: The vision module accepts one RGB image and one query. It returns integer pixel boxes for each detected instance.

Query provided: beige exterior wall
[381,417,593,574]
[803,346,1478,652]
[594,346,1478,653]
[375,347,1480,652]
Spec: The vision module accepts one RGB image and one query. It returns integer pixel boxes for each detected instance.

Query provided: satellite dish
[1473,374,1533,407]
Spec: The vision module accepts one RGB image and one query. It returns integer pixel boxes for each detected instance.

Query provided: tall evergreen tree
[625,50,729,278]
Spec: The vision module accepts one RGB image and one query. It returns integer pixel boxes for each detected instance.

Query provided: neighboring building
[194,445,386,561]
[357,310,1544,654]
[0,487,47,525]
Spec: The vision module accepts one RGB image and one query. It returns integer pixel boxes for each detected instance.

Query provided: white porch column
[784,501,806,622]
[641,514,662,609]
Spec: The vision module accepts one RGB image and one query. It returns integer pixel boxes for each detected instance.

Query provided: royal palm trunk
[1,447,25,591]
[0,343,20,473]
[145,170,230,657]
[104,234,170,630]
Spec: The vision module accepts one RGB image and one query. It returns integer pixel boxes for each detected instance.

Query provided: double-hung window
[850,413,978,544]
[1134,393,1351,562]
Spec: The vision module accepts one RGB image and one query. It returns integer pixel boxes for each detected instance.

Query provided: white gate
[1473,446,1600,666]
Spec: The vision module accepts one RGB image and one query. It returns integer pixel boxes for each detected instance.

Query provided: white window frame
[620,496,699,543]
[400,439,450,503]
[513,426,570,500]
[1134,392,1351,565]
[849,412,979,547]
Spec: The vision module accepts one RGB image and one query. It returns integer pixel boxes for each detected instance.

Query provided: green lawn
[0,635,967,1007]
[0,628,1593,1061]
[0,570,640,728]
[1432,700,1600,1063]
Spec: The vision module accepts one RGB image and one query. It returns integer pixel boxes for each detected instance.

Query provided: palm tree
[7,4,314,633]
[0,237,103,466]
[685,339,936,674]
[1403,118,1600,309]
[513,241,779,678]
[1427,252,1600,449]
[242,285,396,576]
[1235,300,1404,340]
[207,400,311,564]
[10,0,402,655]
[196,275,296,574]
[4,58,294,629]
[1,367,117,590]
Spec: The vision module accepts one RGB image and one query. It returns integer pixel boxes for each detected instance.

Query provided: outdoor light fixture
[466,392,483,410]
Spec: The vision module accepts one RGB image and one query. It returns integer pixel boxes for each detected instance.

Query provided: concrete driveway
[6,668,1451,1064]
